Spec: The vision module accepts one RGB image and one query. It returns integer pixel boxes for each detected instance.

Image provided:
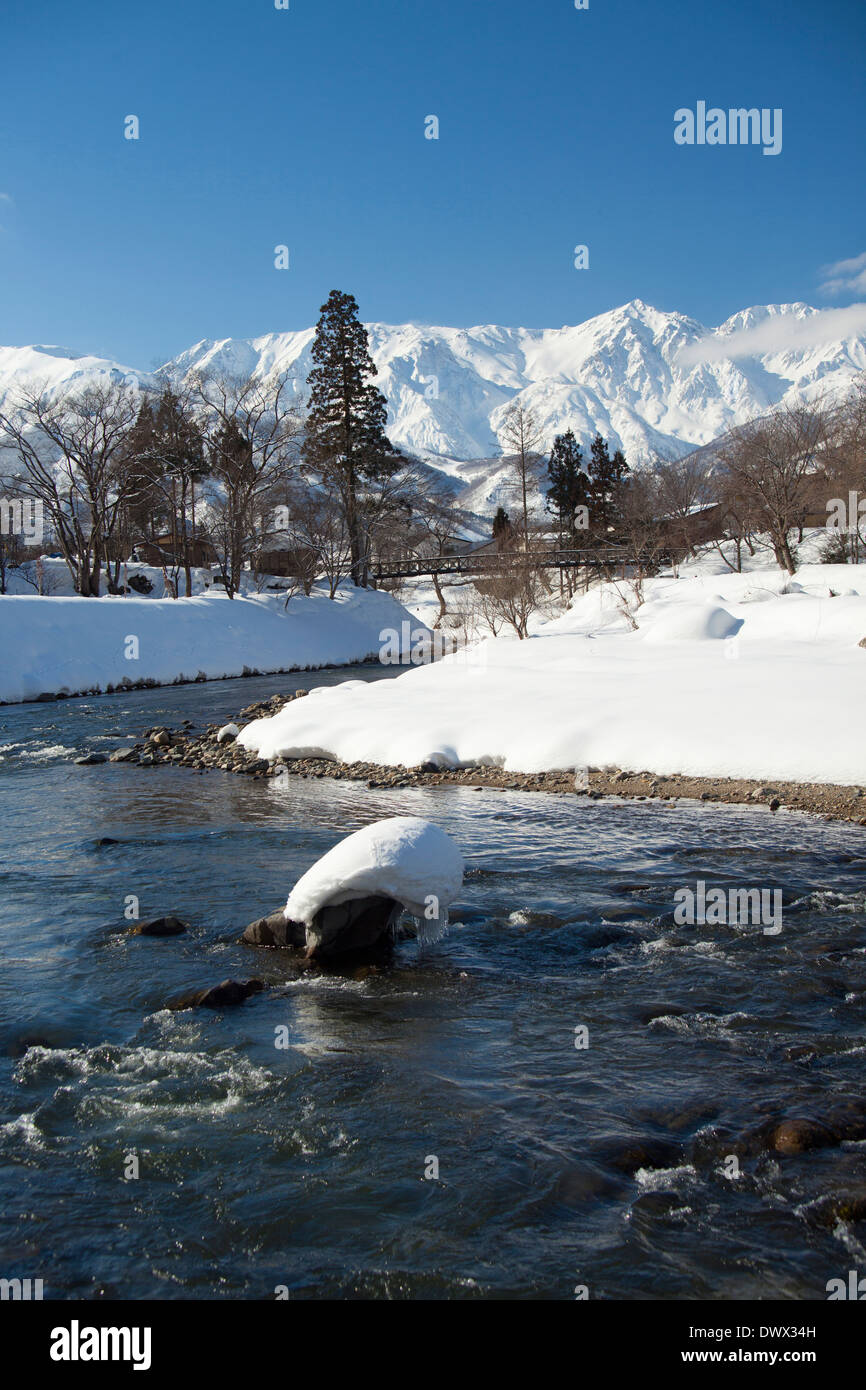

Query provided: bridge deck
[372,548,664,580]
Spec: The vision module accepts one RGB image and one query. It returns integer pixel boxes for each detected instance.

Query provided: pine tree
[303,290,400,586]
[546,430,590,543]
[492,505,513,549]
[588,434,630,538]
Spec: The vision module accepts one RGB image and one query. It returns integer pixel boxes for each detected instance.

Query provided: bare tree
[498,401,545,546]
[189,370,303,598]
[820,377,866,561]
[125,385,209,596]
[282,480,352,599]
[715,400,830,574]
[654,452,713,560]
[404,485,466,626]
[473,540,552,639]
[606,470,670,615]
[0,380,146,595]
[706,465,762,572]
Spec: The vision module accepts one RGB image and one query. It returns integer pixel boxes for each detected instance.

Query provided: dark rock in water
[132,915,189,937]
[6,1034,55,1058]
[803,1189,866,1229]
[824,1101,866,1144]
[306,894,402,960]
[770,1116,838,1156]
[243,895,401,960]
[591,1133,683,1176]
[242,909,306,948]
[170,978,265,1010]
[75,752,108,765]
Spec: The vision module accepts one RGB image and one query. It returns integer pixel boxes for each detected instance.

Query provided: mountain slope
[1,300,863,515]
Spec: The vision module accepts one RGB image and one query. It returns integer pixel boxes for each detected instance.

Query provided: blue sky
[1,0,864,365]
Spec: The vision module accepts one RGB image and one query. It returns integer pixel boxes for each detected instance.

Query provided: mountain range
[1,299,863,515]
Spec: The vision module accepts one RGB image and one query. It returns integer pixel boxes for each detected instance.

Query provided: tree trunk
[432,572,447,626]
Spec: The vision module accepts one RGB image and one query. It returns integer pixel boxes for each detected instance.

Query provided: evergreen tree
[546,430,590,542]
[492,505,513,548]
[588,433,630,538]
[303,290,400,586]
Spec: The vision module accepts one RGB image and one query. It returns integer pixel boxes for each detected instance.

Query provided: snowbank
[0,587,423,704]
[285,816,464,927]
[239,564,866,787]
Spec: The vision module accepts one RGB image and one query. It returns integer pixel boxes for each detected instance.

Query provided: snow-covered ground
[239,559,866,787]
[0,586,422,704]
[0,556,272,599]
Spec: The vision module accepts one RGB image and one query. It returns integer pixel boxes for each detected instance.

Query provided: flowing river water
[0,665,865,1300]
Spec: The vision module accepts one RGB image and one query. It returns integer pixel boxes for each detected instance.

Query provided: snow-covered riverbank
[0,587,420,704]
[239,563,866,787]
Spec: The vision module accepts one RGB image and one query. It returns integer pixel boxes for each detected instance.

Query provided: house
[133,535,217,568]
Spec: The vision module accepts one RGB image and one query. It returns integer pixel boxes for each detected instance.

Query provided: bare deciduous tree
[653,452,713,559]
[282,480,352,599]
[189,370,303,597]
[498,401,545,546]
[0,380,146,595]
[716,400,830,574]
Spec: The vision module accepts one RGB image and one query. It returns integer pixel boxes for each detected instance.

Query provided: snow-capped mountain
[2,300,863,514]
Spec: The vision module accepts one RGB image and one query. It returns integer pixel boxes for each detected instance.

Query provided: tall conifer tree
[303,290,400,586]
[546,430,590,542]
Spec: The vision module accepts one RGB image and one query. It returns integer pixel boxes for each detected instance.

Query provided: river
[0,666,864,1299]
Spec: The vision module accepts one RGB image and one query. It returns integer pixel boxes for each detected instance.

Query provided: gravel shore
[111,690,866,828]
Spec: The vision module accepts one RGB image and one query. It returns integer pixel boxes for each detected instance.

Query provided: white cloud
[820,251,866,296]
[679,303,866,366]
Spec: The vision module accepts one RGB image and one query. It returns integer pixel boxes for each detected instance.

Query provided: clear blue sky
[1,0,863,365]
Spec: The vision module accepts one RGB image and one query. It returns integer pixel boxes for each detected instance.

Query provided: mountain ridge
[1,299,863,514]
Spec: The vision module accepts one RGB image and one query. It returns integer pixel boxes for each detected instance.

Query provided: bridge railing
[372,547,667,580]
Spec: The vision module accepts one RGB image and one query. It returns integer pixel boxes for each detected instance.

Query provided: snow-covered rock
[285,817,465,931]
[636,601,742,643]
[217,723,239,743]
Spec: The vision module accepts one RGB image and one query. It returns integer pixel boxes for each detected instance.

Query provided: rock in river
[169,978,265,1010]
[131,915,189,937]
